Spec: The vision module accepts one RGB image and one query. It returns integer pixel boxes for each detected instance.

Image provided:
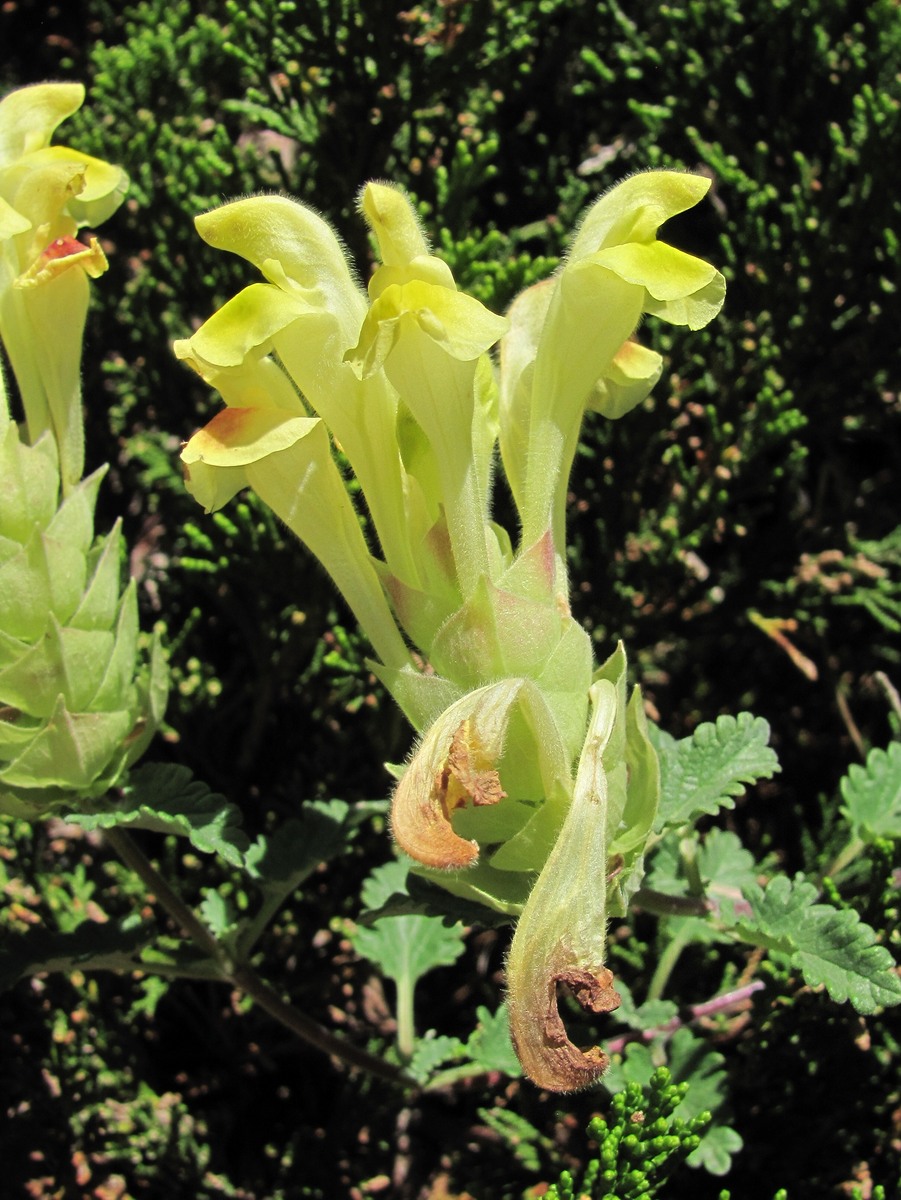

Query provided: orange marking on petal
[196,407,257,446]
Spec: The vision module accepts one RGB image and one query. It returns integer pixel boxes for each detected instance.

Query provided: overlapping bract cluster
[0,83,166,817]
[178,173,724,1089]
[0,418,167,817]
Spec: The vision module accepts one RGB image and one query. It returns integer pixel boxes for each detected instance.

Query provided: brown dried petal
[393,711,509,870]
[509,952,621,1092]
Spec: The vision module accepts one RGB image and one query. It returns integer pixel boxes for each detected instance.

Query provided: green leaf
[698,829,759,899]
[199,889,237,941]
[690,1125,744,1176]
[736,874,901,1013]
[360,871,515,929]
[408,1034,466,1084]
[647,828,757,901]
[654,714,779,831]
[465,1003,522,1076]
[243,800,350,895]
[64,762,249,865]
[351,860,466,990]
[613,979,679,1033]
[0,915,154,991]
[840,741,901,844]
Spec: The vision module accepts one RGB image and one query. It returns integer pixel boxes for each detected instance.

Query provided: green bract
[0,400,167,819]
[177,173,724,1090]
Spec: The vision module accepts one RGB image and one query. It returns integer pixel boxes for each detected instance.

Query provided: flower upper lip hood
[505,170,726,553]
[0,82,128,265]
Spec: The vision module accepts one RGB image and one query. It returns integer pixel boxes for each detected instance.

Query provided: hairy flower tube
[177,172,723,1089]
[0,83,128,494]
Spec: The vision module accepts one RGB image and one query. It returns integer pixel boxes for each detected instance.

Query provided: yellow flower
[0,83,127,492]
[499,170,725,551]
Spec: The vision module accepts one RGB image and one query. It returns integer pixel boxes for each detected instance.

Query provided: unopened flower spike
[0,402,167,819]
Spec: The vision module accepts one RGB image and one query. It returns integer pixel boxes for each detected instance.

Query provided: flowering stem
[104,827,412,1087]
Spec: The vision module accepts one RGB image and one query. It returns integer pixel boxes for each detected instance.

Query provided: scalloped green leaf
[63,762,249,865]
[654,713,779,831]
[244,800,350,893]
[408,1034,466,1084]
[351,859,467,991]
[840,741,901,843]
[464,1002,522,1076]
[0,915,154,991]
[736,874,901,1013]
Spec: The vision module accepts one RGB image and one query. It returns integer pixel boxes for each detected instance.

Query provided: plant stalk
[395,974,417,1062]
[105,827,412,1088]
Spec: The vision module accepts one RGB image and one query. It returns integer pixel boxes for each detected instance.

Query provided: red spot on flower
[42,236,87,261]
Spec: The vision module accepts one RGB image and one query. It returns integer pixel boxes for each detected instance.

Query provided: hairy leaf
[351,859,466,991]
[736,874,901,1012]
[64,763,249,865]
[654,714,779,830]
[840,741,901,844]
[0,915,154,991]
[243,800,350,893]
